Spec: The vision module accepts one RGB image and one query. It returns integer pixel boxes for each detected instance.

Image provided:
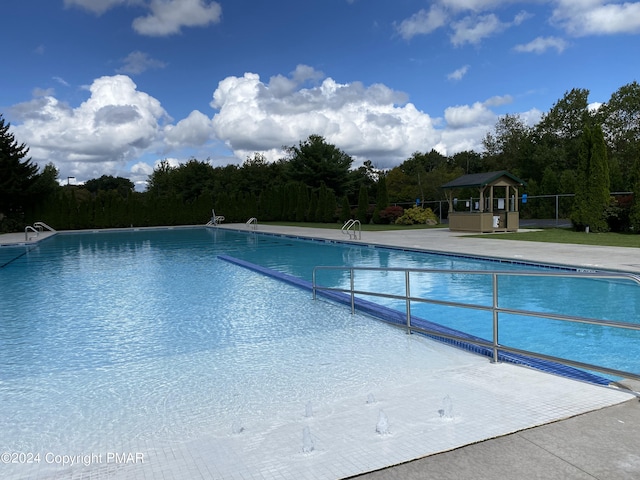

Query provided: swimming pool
[0,227,636,479]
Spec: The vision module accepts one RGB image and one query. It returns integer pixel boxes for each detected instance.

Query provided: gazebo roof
[441,170,526,189]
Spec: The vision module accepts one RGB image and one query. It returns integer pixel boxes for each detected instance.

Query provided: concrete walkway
[2,225,639,479]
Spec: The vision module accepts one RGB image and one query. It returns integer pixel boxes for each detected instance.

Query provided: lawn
[263,221,445,232]
[262,222,639,248]
[472,228,640,248]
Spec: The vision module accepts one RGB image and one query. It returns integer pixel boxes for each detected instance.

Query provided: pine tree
[356,184,369,223]
[339,196,351,223]
[0,114,39,223]
[372,175,389,224]
[571,125,610,232]
[629,158,640,232]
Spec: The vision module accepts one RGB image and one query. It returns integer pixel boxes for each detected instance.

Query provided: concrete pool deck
[1,225,639,480]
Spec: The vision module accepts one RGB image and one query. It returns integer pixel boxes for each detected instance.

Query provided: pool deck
[2,225,640,480]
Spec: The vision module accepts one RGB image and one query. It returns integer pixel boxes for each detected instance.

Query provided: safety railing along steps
[312,265,640,385]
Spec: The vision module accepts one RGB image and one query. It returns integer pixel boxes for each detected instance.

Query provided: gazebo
[441,170,526,233]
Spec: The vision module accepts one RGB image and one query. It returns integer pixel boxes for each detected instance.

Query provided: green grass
[471,228,640,248]
[261,221,639,248]
[261,221,445,231]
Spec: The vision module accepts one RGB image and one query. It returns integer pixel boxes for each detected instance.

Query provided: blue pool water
[0,227,638,471]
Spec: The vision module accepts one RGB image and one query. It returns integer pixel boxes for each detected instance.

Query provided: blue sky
[2,0,639,189]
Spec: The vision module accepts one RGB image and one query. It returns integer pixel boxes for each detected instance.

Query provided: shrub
[395,206,438,225]
[378,206,404,224]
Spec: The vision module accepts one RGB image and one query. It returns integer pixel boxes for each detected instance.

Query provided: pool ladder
[342,219,361,240]
[206,209,225,226]
[246,217,258,230]
[25,221,56,241]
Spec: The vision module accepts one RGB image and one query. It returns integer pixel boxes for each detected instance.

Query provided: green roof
[441,170,527,189]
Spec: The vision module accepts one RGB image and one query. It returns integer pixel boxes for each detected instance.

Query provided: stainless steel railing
[312,266,640,382]
[341,219,361,240]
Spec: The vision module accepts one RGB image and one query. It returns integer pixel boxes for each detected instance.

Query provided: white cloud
[514,36,568,53]
[65,0,222,36]
[444,101,497,129]
[132,0,222,36]
[164,110,214,148]
[12,75,169,181]
[447,65,470,81]
[440,0,512,11]
[450,13,506,46]
[63,0,141,15]
[9,68,529,184]
[117,51,167,75]
[484,94,513,107]
[395,6,448,40]
[552,0,640,36]
[210,67,440,168]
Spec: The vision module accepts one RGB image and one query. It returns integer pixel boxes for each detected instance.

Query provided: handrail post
[350,268,355,314]
[491,273,499,363]
[312,269,317,300]
[405,270,412,334]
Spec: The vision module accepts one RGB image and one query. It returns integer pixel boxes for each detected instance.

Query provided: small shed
[441,170,526,233]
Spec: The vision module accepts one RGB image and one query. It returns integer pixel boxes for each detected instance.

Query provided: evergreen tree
[0,114,40,227]
[285,135,353,196]
[356,184,369,223]
[372,175,389,224]
[571,125,610,232]
[339,195,352,223]
[295,183,309,222]
[629,158,640,232]
[308,191,319,222]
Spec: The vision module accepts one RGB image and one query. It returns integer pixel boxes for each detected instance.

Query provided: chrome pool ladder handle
[33,221,56,232]
[25,225,39,241]
[246,217,258,230]
[341,219,361,240]
[206,209,225,226]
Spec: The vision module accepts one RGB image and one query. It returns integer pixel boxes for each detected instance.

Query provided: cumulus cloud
[514,36,568,53]
[132,0,222,36]
[12,75,169,181]
[164,110,214,148]
[210,66,441,168]
[117,51,167,75]
[9,67,529,184]
[552,0,640,36]
[444,101,497,129]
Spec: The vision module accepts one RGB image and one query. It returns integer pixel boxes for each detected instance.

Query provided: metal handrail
[206,209,225,226]
[312,266,640,382]
[246,217,258,230]
[33,221,56,232]
[25,225,38,241]
[341,219,361,240]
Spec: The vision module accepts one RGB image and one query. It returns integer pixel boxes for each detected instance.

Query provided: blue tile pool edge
[217,254,611,386]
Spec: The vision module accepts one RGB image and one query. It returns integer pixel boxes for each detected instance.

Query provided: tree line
[1,81,639,233]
